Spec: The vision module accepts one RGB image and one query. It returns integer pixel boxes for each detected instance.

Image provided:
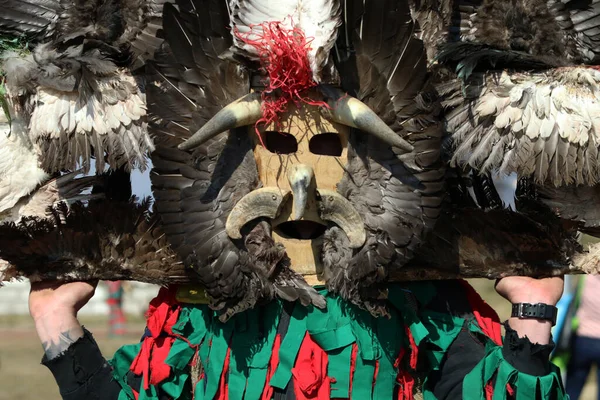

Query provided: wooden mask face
[251,103,351,280]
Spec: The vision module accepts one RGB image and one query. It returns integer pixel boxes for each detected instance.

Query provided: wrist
[31,305,78,324]
[507,295,559,306]
[507,317,553,345]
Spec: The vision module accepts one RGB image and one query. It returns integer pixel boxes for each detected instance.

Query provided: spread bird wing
[0,0,60,40]
[0,0,162,174]
[0,117,49,214]
[538,184,600,236]
[552,0,600,64]
[408,0,475,60]
[118,0,174,69]
[445,67,600,186]
[327,0,444,314]
[0,198,185,284]
[147,0,263,317]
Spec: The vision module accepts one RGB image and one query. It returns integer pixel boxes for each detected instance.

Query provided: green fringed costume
[102,281,566,400]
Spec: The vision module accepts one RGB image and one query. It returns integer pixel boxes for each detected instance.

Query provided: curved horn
[226,188,291,239]
[178,92,263,151]
[319,86,414,153]
[316,189,366,248]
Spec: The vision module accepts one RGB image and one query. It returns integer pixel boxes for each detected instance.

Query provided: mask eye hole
[309,132,342,156]
[263,131,298,154]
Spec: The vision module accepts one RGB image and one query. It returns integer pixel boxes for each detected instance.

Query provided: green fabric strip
[421,311,465,370]
[194,377,206,400]
[311,323,355,352]
[245,303,281,400]
[161,371,191,400]
[269,303,308,389]
[349,307,379,361]
[351,354,376,400]
[227,313,252,400]
[372,346,396,400]
[109,343,143,400]
[328,345,353,398]
[462,346,503,400]
[204,319,234,400]
[245,368,269,400]
[493,358,518,400]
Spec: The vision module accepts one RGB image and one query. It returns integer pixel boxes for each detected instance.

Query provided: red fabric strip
[459,280,503,346]
[373,361,379,392]
[261,334,282,400]
[396,370,415,400]
[405,327,418,370]
[292,333,331,400]
[485,381,494,400]
[348,343,358,397]
[130,287,181,389]
[215,348,231,400]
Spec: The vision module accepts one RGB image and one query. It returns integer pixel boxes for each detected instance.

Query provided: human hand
[494,276,564,345]
[494,276,564,306]
[29,280,98,359]
[29,280,98,321]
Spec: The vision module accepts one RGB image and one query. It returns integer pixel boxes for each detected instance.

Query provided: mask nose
[287,164,315,220]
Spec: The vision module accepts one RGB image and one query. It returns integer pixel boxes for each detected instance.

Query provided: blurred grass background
[0,279,595,399]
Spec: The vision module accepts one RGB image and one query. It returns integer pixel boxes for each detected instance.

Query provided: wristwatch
[511,303,558,326]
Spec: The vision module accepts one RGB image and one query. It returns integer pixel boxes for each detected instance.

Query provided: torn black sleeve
[41,328,122,400]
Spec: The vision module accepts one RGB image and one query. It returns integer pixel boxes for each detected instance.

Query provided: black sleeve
[41,328,122,400]
[427,281,556,400]
[430,322,555,399]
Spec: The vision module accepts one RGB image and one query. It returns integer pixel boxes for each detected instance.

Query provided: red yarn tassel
[233,20,328,144]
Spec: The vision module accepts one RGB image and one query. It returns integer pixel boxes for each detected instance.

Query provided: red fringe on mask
[233,20,328,145]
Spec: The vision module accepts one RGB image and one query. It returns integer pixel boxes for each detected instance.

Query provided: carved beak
[287,164,315,220]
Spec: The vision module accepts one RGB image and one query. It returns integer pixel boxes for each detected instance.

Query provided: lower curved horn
[316,189,366,248]
[226,188,291,239]
[178,92,263,151]
[318,86,414,153]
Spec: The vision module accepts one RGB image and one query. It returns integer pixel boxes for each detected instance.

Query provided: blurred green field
[0,280,595,399]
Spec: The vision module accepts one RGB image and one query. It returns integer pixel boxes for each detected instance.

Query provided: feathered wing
[445,67,600,186]
[0,115,49,214]
[551,0,600,64]
[326,0,444,314]
[0,0,60,39]
[408,0,472,60]
[118,0,174,69]
[229,0,341,81]
[0,0,158,174]
[148,0,323,321]
[538,184,600,236]
[0,198,186,284]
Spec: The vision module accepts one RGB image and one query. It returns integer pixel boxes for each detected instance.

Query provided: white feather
[0,116,49,214]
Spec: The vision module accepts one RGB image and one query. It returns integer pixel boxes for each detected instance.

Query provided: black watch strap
[511,303,558,325]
